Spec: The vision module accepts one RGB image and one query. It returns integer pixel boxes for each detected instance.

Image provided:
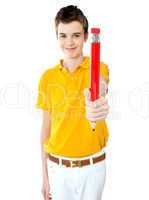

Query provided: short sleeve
[35,73,52,112]
[100,63,110,84]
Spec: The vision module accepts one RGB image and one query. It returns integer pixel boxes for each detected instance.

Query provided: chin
[66,53,82,59]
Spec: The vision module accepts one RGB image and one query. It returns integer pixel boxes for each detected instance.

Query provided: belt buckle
[71,160,82,168]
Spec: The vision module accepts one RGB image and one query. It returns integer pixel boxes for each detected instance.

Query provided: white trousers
[47,148,106,200]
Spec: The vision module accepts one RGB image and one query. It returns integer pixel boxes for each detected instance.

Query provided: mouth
[65,47,77,52]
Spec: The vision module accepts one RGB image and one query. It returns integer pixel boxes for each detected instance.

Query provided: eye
[59,35,66,38]
[74,34,80,38]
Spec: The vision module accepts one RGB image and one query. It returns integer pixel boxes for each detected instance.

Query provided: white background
[0,0,149,199]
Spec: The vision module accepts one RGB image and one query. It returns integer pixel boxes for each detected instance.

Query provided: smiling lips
[65,47,77,52]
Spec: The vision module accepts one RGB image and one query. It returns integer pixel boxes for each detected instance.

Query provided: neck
[63,54,84,73]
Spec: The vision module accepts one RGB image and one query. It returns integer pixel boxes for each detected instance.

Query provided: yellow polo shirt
[36,56,110,158]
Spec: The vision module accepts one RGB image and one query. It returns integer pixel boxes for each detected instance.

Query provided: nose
[66,37,74,47]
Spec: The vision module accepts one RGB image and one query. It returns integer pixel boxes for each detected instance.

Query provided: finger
[87,114,108,122]
[48,190,52,199]
[86,108,109,117]
[85,99,94,108]
[94,116,107,121]
[86,105,109,114]
[87,116,106,122]
[48,194,52,200]
[85,94,108,109]
[87,102,109,111]
[87,112,107,120]
[85,102,107,113]
[49,192,52,197]
[92,97,108,108]
[85,103,109,112]
[86,110,108,119]
[41,189,46,200]
[46,192,52,200]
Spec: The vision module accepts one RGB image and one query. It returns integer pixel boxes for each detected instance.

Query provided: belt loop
[70,160,72,168]
[59,158,62,166]
[90,157,93,165]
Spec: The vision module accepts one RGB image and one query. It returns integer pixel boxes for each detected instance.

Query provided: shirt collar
[58,56,90,71]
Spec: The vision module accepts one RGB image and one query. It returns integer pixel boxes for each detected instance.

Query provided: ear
[84,33,88,42]
[56,32,58,40]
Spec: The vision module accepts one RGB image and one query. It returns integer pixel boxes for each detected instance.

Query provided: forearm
[40,111,51,180]
[41,141,49,180]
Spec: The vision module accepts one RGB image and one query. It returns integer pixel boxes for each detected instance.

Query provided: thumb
[83,88,91,100]
[100,79,107,97]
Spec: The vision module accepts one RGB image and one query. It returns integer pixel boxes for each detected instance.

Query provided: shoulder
[100,61,109,71]
[39,64,60,82]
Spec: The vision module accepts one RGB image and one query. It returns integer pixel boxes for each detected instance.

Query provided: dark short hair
[55,5,88,35]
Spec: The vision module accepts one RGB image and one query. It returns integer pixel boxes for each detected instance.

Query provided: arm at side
[40,110,51,180]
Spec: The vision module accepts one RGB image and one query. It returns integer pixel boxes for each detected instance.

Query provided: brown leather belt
[48,153,106,168]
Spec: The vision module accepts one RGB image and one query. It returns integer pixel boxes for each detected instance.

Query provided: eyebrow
[59,32,82,35]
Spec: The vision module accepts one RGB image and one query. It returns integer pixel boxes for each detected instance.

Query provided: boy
[36,5,110,200]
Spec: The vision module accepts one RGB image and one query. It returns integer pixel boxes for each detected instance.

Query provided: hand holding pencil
[84,81,109,131]
[84,27,109,131]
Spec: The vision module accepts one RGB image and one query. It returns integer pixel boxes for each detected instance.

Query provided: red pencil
[90,28,100,131]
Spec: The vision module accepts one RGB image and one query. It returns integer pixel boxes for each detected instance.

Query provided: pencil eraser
[91,28,100,34]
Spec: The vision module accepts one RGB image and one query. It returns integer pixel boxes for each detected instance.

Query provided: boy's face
[57,21,88,59]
